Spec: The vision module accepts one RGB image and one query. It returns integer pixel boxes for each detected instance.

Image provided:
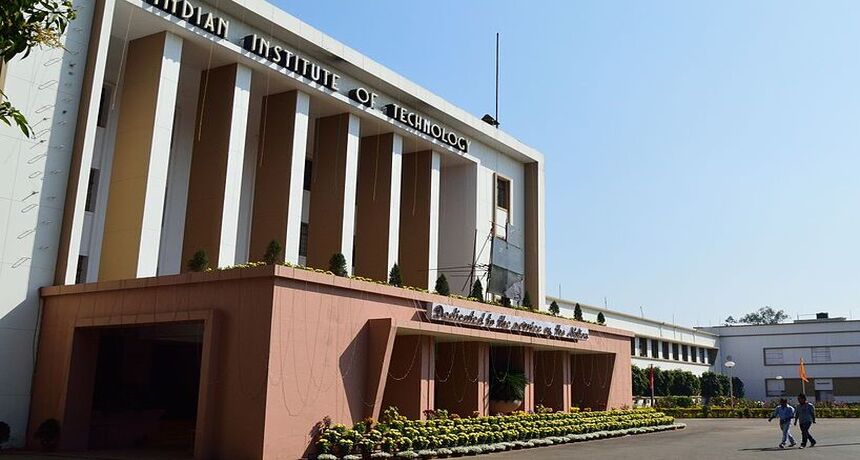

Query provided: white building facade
[0,0,547,446]
[701,316,860,403]
[549,297,719,376]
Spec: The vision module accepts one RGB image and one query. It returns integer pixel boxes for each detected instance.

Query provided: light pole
[725,360,736,408]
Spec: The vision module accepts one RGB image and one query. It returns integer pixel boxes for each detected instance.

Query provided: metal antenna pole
[495,32,499,125]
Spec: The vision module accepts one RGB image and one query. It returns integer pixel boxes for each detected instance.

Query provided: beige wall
[182,64,240,269]
[99,32,178,280]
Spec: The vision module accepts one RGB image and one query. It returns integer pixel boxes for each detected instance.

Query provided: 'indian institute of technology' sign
[144,0,471,153]
[428,304,590,342]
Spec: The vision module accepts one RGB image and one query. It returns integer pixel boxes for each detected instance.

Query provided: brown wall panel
[182,64,239,270]
[354,134,396,281]
[399,151,432,288]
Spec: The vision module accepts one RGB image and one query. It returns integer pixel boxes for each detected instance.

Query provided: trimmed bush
[596,312,605,324]
[263,239,282,264]
[388,263,403,287]
[329,253,348,277]
[187,249,209,272]
[469,280,484,302]
[549,300,560,316]
[573,303,583,321]
[434,274,450,296]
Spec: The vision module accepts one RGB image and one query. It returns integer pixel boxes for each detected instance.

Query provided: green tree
[724,306,789,325]
[573,303,583,321]
[328,253,348,277]
[187,250,208,272]
[731,376,745,398]
[667,370,700,396]
[596,312,605,324]
[717,374,731,397]
[388,263,402,287]
[631,365,649,396]
[700,371,725,403]
[653,367,672,396]
[549,300,560,316]
[1,0,76,136]
[434,274,450,296]
[521,291,533,309]
[262,239,282,264]
[469,279,484,302]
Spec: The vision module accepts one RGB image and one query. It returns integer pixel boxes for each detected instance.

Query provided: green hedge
[661,406,860,419]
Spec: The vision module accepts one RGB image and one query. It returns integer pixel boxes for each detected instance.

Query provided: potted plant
[489,371,526,415]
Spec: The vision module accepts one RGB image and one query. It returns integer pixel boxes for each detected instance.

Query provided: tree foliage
[631,365,649,396]
[724,306,789,325]
[596,312,605,324]
[521,291,533,309]
[1,0,76,136]
[573,303,583,321]
[187,250,208,272]
[548,300,560,316]
[388,263,402,287]
[700,371,724,401]
[732,376,745,398]
[469,279,484,302]
[328,253,348,277]
[434,274,450,296]
[262,239,282,264]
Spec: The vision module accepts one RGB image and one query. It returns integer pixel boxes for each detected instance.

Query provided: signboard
[427,303,589,342]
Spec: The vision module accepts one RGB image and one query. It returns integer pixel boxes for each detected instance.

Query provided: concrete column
[435,342,490,417]
[181,63,252,269]
[524,161,546,308]
[248,90,309,264]
[98,32,182,281]
[55,0,117,284]
[534,351,571,412]
[646,338,653,358]
[354,133,402,281]
[306,113,360,273]
[398,151,441,289]
[380,335,435,420]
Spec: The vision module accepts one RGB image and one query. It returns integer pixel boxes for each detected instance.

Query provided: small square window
[303,159,313,191]
[496,177,510,211]
[85,168,100,212]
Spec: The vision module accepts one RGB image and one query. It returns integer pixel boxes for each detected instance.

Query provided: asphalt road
[491,419,860,460]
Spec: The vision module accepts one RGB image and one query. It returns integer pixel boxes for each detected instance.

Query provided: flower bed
[314,407,681,459]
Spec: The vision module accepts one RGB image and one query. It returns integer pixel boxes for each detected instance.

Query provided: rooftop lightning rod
[482,33,501,128]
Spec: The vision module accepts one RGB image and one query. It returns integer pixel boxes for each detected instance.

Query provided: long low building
[0,0,636,458]
[549,297,719,376]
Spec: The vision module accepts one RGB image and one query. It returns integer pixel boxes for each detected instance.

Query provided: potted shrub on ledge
[489,371,526,415]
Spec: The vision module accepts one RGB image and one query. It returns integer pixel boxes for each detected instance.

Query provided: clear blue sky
[276,1,860,326]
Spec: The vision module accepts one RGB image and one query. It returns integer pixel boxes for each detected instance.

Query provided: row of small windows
[630,336,712,364]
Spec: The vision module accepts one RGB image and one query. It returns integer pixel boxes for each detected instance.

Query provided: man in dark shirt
[794,393,817,448]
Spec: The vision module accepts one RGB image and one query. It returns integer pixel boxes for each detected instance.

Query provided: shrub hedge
[315,407,678,458]
[660,406,860,419]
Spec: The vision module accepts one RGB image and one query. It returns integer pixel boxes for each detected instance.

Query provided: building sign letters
[144,0,470,153]
[145,0,229,38]
[428,304,590,342]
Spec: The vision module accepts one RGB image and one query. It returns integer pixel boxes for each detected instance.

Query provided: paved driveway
[491,419,860,460]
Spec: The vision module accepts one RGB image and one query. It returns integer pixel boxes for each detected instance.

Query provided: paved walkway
[492,418,860,460]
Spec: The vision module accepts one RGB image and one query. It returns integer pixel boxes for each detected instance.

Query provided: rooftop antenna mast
[482,33,501,127]
[495,32,500,124]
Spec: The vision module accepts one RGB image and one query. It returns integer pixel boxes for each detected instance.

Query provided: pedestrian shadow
[739,442,860,452]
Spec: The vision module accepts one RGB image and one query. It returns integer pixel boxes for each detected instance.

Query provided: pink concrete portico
[30,265,632,459]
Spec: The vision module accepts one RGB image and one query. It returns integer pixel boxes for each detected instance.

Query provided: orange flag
[799,358,809,383]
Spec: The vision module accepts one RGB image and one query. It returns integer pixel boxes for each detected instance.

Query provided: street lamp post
[725,360,736,409]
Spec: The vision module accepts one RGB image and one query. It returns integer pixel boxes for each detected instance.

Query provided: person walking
[768,398,796,448]
[795,394,817,449]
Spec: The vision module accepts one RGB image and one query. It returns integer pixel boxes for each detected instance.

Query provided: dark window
[97,85,112,128]
[630,338,636,356]
[650,339,659,359]
[700,348,706,363]
[496,176,510,210]
[672,343,679,360]
[75,255,88,284]
[299,222,309,258]
[662,342,670,359]
[638,337,648,357]
[85,168,99,212]
[682,345,689,361]
[303,159,313,191]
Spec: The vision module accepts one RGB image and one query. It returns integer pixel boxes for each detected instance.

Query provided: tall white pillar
[427,151,441,289]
